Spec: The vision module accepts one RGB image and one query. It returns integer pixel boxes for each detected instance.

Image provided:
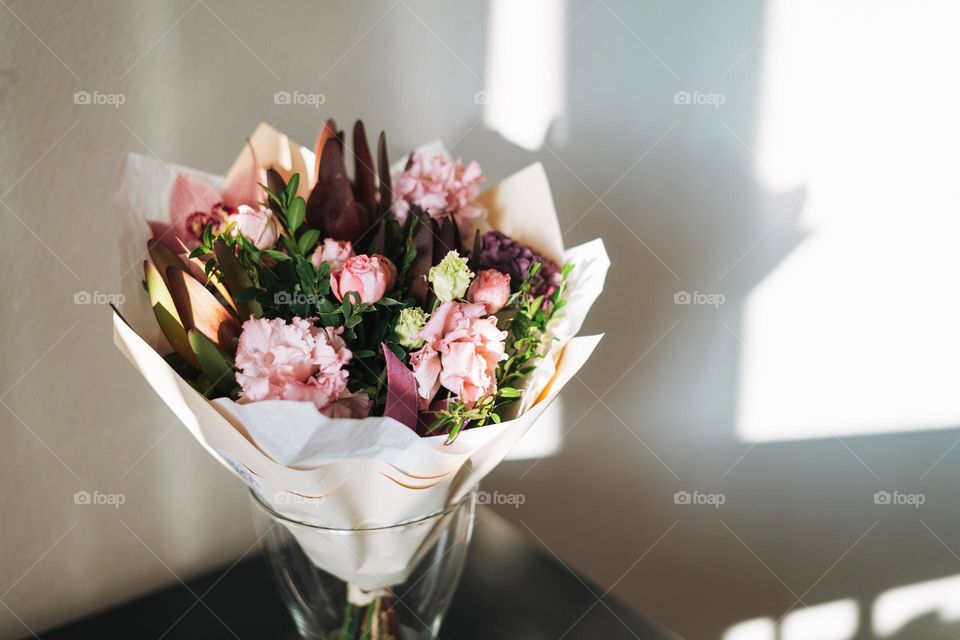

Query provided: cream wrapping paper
[112,124,609,591]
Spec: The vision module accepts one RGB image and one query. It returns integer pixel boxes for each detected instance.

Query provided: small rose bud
[330,254,397,304]
[232,205,279,250]
[467,269,511,313]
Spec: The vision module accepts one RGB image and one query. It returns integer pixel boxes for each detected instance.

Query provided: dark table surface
[36,510,678,639]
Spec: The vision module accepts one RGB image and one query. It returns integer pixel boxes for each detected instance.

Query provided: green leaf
[298,229,321,255]
[145,260,198,370]
[286,196,306,234]
[285,173,300,203]
[213,240,262,319]
[264,249,291,261]
[295,262,318,304]
[188,329,235,396]
[233,286,260,302]
[499,387,522,398]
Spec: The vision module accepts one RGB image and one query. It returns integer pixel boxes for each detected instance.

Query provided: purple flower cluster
[477,231,562,298]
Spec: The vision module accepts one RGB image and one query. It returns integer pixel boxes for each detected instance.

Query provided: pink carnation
[392,153,486,225]
[235,317,369,418]
[408,301,507,407]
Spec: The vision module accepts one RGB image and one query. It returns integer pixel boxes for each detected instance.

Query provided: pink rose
[467,269,511,313]
[233,205,279,250]
[311,239,355,270]
[409,301,508,407]
[235,317,368,417]
[330,254,397,304]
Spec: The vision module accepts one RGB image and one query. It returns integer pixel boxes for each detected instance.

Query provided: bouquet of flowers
[112,120,608,635]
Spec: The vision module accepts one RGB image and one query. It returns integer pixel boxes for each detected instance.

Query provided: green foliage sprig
[427,261,574,442]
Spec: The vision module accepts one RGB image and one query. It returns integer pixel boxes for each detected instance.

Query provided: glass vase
[249,488,477,640]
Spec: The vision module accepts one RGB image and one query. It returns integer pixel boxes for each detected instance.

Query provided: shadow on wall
[482,0,960,639]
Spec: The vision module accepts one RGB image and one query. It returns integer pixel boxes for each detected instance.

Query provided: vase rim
[248,486,477,533]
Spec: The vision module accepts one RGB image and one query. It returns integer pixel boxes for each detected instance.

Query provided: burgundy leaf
[266,167,286,206]
[406,207,434,306]
[312,119,337,184]
[468,229,483,272]
[434,217,458,256]
[353,120,377,217]
[377,131,392,217]
[383,344,419,431]
[306,137,371,242]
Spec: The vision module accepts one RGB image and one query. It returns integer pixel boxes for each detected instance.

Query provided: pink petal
[168,174,221,230]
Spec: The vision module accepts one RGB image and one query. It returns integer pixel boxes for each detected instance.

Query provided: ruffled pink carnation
[235,317,369,418]
[392,153,486,225]
[408,301,507,407]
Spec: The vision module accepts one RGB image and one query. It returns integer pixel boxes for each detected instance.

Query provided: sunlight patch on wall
[736,0,960,441]
[723,599,857,640]
[482,0,565,150]
[873,573,960,636]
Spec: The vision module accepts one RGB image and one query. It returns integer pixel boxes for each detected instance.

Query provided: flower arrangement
[142,119,574,443]
[112,120,609,638]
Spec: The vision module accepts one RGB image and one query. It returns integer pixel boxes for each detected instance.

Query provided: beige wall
[3,1,959,639]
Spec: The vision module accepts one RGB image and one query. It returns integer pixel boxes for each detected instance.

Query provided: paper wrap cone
[113,124,609,591]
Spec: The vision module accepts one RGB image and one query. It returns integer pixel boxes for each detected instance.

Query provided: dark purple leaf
[434,217,457,256]
[306,136,371,243]
[406,207,434,306]
[377,131,392,217]
[353,121,377,217]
